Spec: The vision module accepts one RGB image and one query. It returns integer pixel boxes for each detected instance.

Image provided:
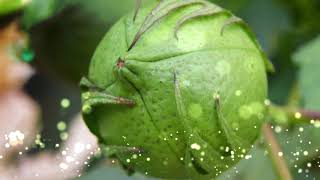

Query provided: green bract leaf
[294,35,320,110]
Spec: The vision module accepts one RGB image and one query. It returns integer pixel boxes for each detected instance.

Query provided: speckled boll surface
[81,0,271,179]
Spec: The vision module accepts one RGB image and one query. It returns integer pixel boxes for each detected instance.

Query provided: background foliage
[1,0,320,179]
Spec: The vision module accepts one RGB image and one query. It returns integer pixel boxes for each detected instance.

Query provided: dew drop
[278,152,283,157]
[190,143,201,150]
[57,121,67,131]
[235,90,242,96]
[60,98,71,109]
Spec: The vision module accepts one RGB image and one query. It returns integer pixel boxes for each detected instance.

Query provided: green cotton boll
[81,0,271,179]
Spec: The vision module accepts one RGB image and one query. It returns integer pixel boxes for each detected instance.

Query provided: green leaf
[22,0,63,29]
[293,35,320,110]
[239,0,291,54]
[218,147,277,180]
[209,0,252,13]
[79,166,158,180]
[278,124,320,166]
[0,0,30,16]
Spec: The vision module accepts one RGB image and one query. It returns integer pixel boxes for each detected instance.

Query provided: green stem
[262,123,293,180]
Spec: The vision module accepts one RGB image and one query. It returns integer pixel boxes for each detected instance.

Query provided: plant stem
[262,123,293,180]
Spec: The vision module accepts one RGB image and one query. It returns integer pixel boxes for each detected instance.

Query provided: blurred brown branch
[0,21,34,92]
[0,21,98,180]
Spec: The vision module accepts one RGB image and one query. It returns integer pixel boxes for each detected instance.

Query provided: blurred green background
[1,0,319,179]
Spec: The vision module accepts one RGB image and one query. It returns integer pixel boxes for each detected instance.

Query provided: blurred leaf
[268,69,296,105]
[277,0,320,37]
[219,123,320,180]
[0,0,29,17]
[272,31,320,177]
[240,0,291,54]
[293,35,320,110]
[278,124,320,179]
[271,34,320,179]
[79,166,158,180]
[237,0,295,105]
[278,125,320,166]
[218,147,277,180]
[210,0,252,13]
[22,0,138,30]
